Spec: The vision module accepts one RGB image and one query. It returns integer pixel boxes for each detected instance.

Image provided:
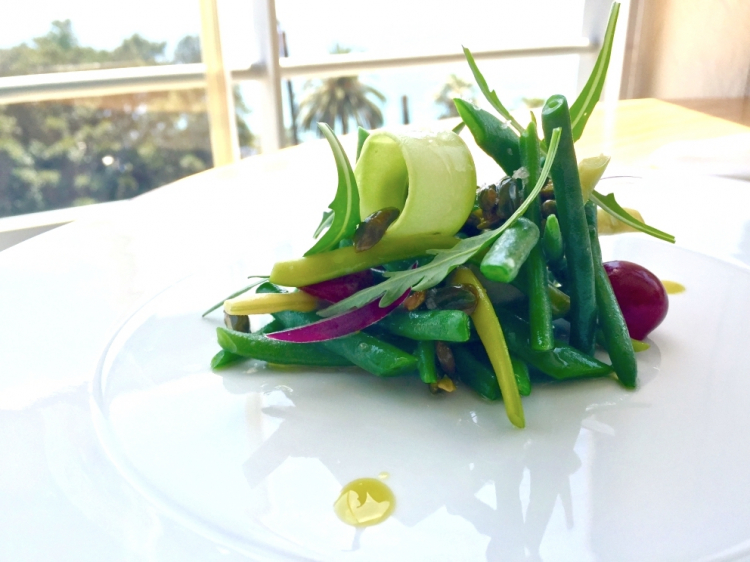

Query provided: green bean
[258,283,418,377]
[542,213,564,263]
[365,326,416,352]
[496,309,612,379]
[541,95,597,354]
[511,356,532,397]
[414,340,439,384]
[454,344,532,399]
[510,269,570,319]
[585,201,638,387]
[542,213,568,290]
[211,319,286,370]
[454,99,521,175]
[210,349,244,370]
[216,328,353,367]
[321,334,417,377]
[379,309,472,342]
[453,344,501,400]
[257,319,285,335]
[479,217,539,283]
[596,328,647,355]
[520,121,554,351]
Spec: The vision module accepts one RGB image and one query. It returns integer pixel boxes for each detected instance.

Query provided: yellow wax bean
[451,267,525,428]
[224,291,318,316]
[270,234,458,287]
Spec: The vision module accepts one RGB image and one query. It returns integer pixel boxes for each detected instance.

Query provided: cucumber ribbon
[356,130,477,239]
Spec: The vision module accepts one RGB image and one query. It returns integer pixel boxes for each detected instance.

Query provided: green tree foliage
[0,21,254,217]
[173,35,202,65]
[298,45,385,136]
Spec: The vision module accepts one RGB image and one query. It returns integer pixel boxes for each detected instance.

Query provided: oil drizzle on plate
[334,478,395,527]
[661,280,685,294]
[632,339,650,352]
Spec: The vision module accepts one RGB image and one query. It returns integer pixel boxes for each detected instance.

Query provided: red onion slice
[300,270,374,303]
[266,288,410,343]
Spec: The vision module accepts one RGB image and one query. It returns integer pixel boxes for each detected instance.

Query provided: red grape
[603,260,668,340]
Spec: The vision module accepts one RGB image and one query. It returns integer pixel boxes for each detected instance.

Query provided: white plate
[92,235,750,562]
[3,157,749,560]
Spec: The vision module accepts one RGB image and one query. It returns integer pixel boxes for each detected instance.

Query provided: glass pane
[0,91,217,217]
[282,56,580,144]
[276,0,588,145]
[0,85,262,217]
[0,0,202,76]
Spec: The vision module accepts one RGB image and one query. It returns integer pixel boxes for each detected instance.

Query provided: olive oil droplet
[661,280,685,295]
[631,339,650,352]
[334,478,395,527]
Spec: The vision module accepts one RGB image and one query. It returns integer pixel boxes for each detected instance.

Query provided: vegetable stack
[206,1,675,429]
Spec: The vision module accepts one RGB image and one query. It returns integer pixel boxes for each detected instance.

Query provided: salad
[205,2,674,429]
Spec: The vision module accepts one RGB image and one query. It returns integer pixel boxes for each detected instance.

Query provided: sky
[0,0,589,140]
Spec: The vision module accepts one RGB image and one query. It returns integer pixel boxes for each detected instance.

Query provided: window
[0,0,618,219]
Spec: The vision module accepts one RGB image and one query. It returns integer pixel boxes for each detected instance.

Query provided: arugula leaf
[590,189,675,243]
[313,210,334,239]
[304,123,361,256]
[201,277,269,317]
[452,121,465,134]
[569,2,620,141]
[462,46,524,136]
[319,128,562,317]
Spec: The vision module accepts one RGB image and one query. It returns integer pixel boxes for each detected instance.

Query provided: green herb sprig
[463,2,620,146]
[590,190,676,243]
[312,210,334,239]
[462,47,524,136]
[569,2,620,141]
[304,123,360,256]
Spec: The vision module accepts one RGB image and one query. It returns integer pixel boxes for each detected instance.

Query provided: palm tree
[298,45,385,135]
[434,74,477,119]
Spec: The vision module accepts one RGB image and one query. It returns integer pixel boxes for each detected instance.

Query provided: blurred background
[0,0,747,221]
